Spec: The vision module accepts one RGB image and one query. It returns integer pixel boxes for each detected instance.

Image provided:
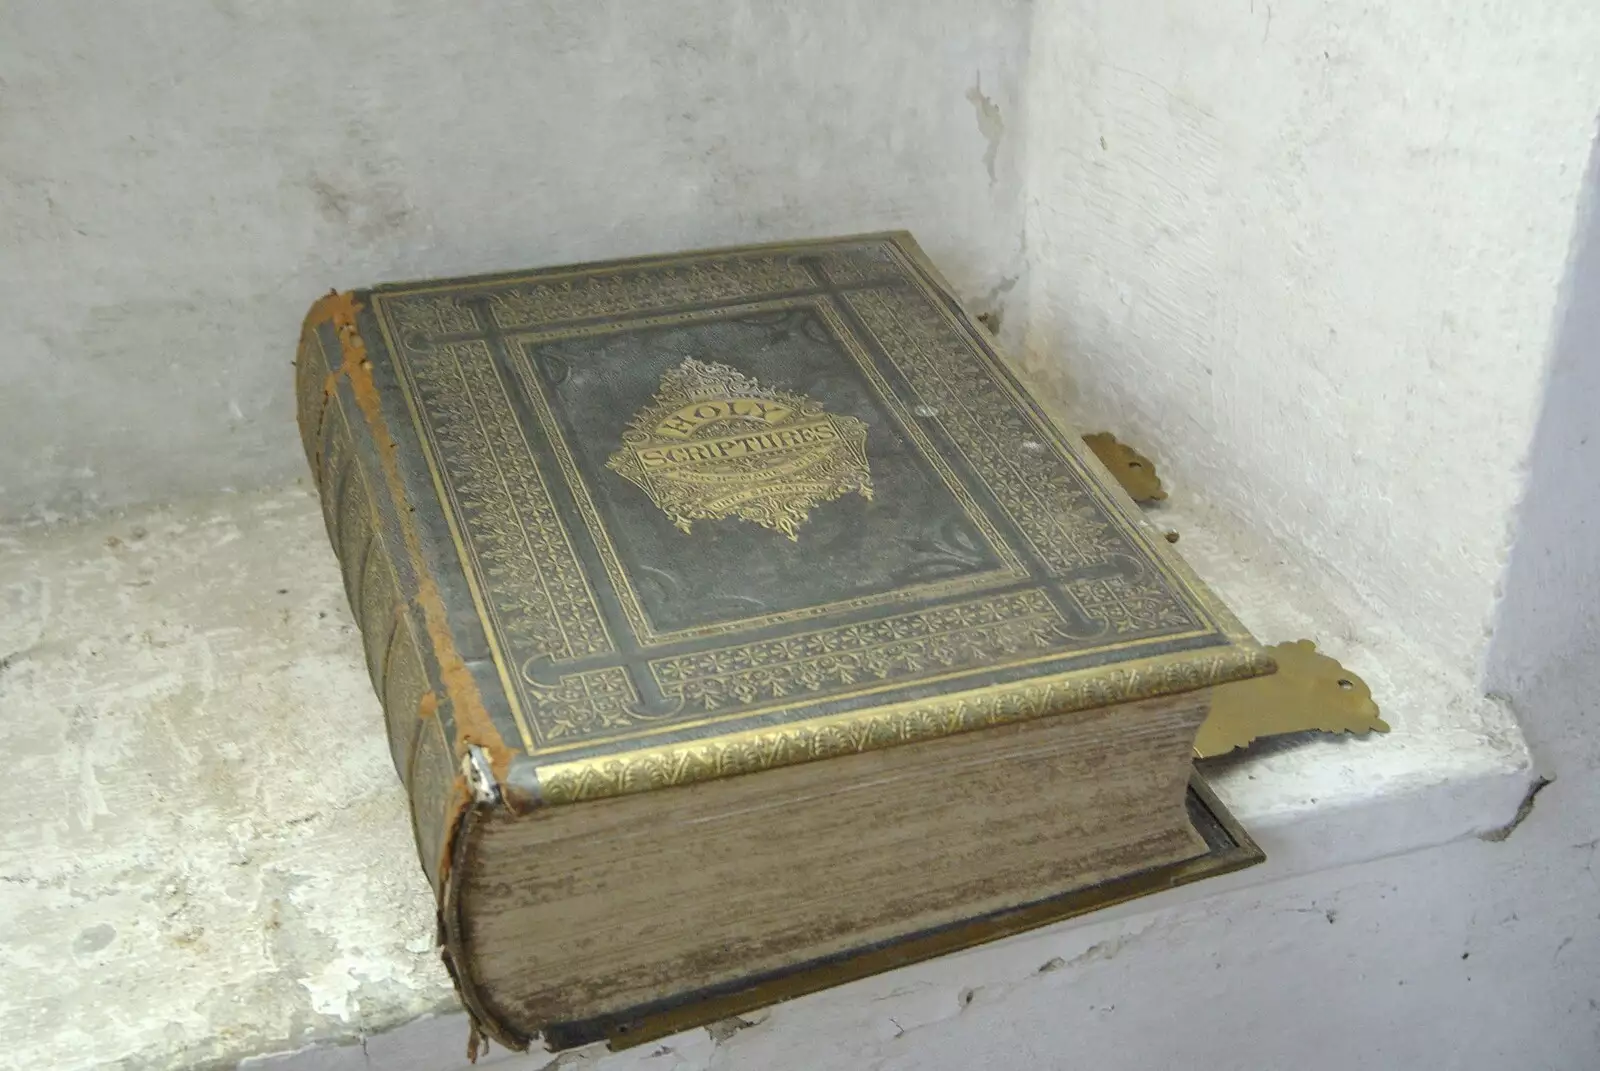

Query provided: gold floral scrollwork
[389,294,478,343]
[403,341,612,663]
[487,258,815,329]
[1067,569,1197,636]
[815,244,897,285]
[536,646,1277,804]
[524,666,641,742]
[651,590,1066,713]
[371,238,1267,769]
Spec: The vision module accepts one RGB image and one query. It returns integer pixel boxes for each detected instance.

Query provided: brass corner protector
[1196,639,1389,758]
[1083,432,1167,503]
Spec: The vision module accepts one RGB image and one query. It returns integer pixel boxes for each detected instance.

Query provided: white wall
[1486,124,1600,753]
[0,0,1030,524]
[1020,0,1600,668]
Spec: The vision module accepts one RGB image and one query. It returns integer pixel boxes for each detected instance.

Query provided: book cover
[294,232,1272,1049]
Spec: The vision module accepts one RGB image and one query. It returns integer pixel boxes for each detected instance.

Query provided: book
[294,232,1273,1054]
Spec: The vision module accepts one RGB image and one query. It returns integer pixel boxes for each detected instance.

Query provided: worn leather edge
[299,292,526,1052]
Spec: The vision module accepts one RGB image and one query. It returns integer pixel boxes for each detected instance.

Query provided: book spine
[295,295,463,896]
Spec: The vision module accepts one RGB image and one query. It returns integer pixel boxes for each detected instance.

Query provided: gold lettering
[609,360,872,536]
[723,398,789,422]
[655,395,796,438]
[635,419,841,473]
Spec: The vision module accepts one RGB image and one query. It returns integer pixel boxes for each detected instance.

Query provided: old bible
[294,233,1273,1053]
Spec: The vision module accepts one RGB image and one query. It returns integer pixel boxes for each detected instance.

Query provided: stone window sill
[0,482,1534,1070]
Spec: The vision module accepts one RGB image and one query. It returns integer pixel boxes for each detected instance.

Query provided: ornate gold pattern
[315,392,347,547]
[310,374,448,803]
[652,590,1064,713]
[408,715,456,890]
[606,358,873,540]
[486,257,814,329]
[336,460,375,611]
[1068,572,1195,636]
[295,327,330,471]
[403,340,612,662]
[847,288,1141,579]
[526,666,643,742]
[321,391,437,785]
[389,293,479,341]
[537,645,1273,804]
[815,245,897,285]
[359,535,401,686]
[382,623,430,783]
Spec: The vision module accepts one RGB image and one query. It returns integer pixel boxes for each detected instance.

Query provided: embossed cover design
[303,232,1270,808]
[606,357,874,540]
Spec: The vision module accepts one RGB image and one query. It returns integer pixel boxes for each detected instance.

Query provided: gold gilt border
[535,642,1272,803]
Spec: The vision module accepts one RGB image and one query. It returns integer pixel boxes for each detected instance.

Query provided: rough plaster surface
[0,483,1532,1070]
[0,0,1030,525]
[1019,0,1600,668]
[0,486,453,1070]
